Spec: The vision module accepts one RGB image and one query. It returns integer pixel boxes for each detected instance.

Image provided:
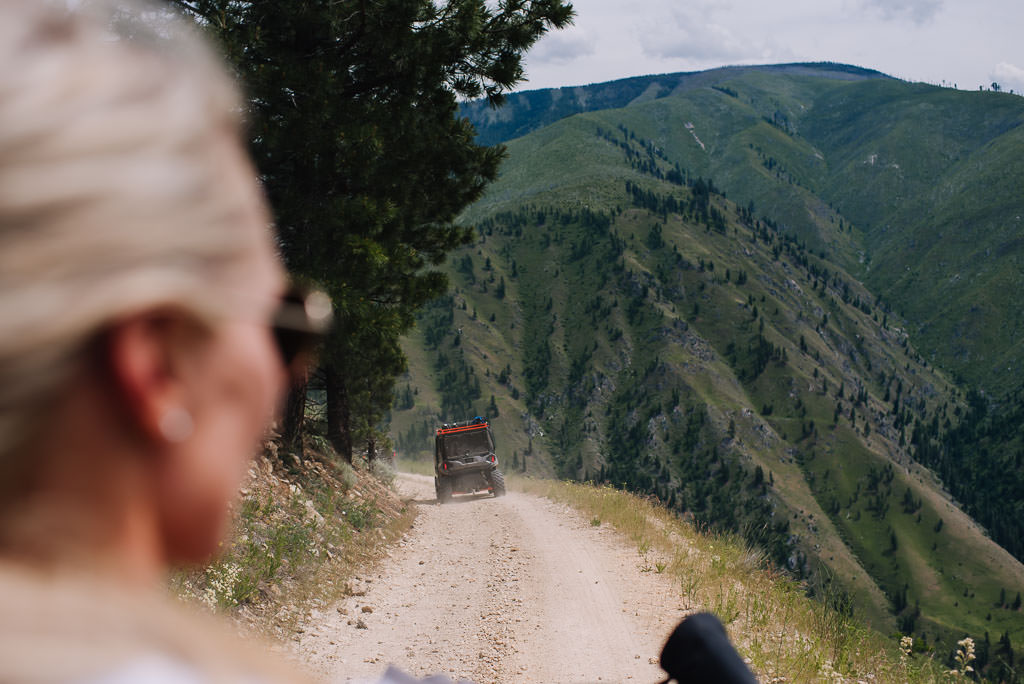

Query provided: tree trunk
[325,365,352,463]
[281,380,307,460]
[367,437,376,464]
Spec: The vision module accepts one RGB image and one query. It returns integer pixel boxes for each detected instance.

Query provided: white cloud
[859,0,943,24]
[529,31,597,65]
[517,0,1022,95]
[991,62,1024,94]
[639,6,761,63]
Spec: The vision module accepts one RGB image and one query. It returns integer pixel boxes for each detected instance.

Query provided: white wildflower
[948,637,975,678]
[202,562,242,609]
[820,659,845,683]
[198,587,218,610]
[900,635,913,666]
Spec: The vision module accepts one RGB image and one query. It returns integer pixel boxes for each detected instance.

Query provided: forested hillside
[462,62,1024,588]
[464,63,1024,397]
[394,68,1024,680]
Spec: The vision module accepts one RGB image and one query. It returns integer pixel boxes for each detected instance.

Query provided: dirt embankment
[295,474,683,683]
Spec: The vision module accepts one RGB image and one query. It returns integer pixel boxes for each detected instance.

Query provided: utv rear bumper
[437,454,496,477]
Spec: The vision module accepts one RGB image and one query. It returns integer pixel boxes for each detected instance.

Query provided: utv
[433,417,506,503]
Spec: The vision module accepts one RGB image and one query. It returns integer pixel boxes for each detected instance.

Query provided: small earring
[158,407,194,443]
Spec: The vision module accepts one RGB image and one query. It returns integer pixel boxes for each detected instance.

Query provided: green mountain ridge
[461,62,893,147]
[392,64,1024,677]
[464,64,1024,396]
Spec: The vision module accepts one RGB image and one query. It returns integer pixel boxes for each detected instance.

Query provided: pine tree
[170,0,573,460]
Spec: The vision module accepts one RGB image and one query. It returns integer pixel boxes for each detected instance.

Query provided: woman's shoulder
[0,562,312,684]
[74,652,232,684]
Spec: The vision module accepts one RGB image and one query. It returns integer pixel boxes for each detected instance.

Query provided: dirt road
[296,474,684,683]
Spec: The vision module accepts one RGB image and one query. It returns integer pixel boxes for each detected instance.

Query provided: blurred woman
[0,1,320,680]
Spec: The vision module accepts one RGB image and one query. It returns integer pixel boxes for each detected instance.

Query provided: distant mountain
[463,63,1024,397]
[392,64,1024,672]
[461,63,892,146]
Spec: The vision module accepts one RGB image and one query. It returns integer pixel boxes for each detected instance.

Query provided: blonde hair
[0,1,267,461]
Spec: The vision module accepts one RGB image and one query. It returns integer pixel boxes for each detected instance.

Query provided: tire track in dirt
[296,474,681,683]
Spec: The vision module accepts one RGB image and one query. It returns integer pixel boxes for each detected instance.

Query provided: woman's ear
[103,312,195,446]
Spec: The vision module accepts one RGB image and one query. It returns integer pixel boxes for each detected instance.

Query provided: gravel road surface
[295,474,683,683]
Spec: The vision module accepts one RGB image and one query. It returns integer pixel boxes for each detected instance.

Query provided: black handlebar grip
[659,613,759,684]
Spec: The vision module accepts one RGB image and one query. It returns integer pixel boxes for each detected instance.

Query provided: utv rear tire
[435,476,452,504]
[490,469,506,497]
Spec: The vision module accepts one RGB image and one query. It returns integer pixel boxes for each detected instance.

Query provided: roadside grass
[396,456,434,477]
[172,449,414,639]
[510,475,947,683]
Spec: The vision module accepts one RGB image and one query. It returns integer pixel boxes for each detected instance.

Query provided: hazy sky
[519,0,1024,94]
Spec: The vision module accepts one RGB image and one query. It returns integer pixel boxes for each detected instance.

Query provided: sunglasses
[271,285,333,367]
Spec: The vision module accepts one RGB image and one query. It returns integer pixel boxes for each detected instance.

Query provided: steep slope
[464,66,1024,396]
[800,81,1024,389]
[391,118,1024,660]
